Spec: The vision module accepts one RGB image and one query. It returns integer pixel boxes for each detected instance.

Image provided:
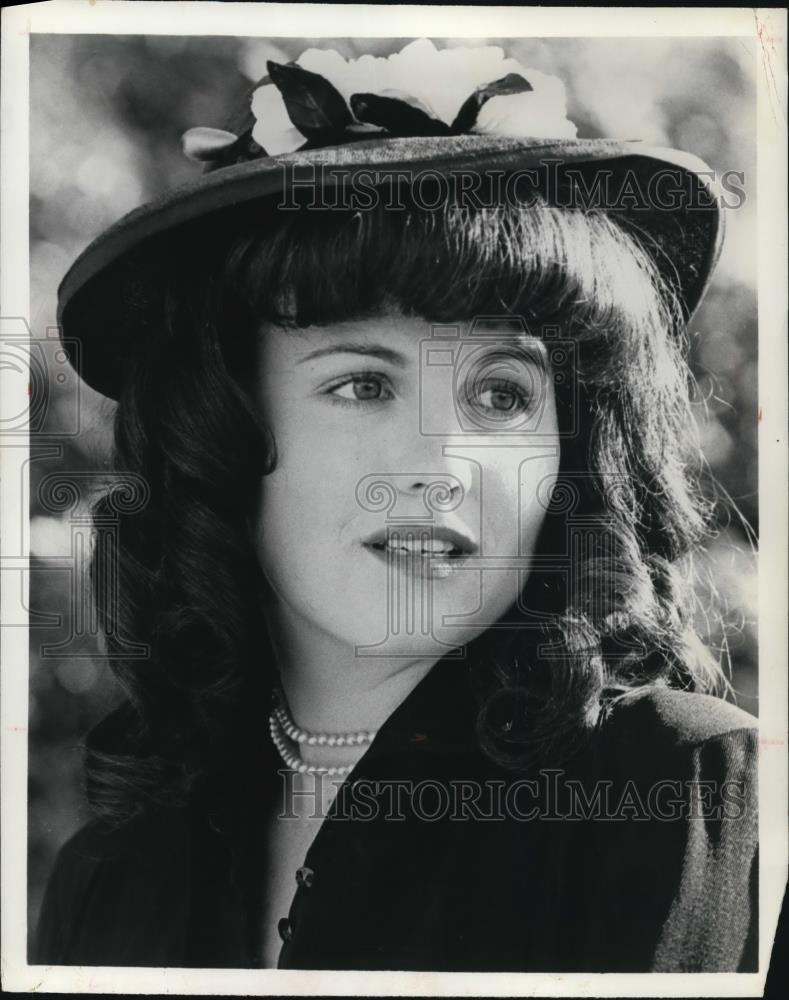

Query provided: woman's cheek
[521,456,559,535]
[476,447,558,551]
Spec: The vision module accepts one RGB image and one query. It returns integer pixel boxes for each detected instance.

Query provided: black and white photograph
[1,2,787,995]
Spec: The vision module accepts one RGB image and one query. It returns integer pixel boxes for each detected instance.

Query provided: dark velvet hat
[57,41,724,400]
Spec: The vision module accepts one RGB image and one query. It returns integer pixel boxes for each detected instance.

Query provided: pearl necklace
[272,703,377,747]
[268,694,378,777]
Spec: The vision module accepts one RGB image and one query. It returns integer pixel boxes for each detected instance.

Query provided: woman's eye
[469,379,531,417]
[476,386,521,412]
[326,373,394,406]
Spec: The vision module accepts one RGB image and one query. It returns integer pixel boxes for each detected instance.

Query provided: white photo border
[2,3,786,996]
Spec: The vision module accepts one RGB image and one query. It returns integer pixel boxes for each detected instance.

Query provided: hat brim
[57,134,723,400]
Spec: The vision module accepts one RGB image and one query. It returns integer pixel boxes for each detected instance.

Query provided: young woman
[35,40,757,972]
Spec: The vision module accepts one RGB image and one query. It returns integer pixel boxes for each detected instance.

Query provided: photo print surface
[3,5,785,996]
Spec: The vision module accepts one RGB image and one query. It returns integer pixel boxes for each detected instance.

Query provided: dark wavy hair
[87,187,725,820]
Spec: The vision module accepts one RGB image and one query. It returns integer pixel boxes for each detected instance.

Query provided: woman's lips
[361,525,478,580]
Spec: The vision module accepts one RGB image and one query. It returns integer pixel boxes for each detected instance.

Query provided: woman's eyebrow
[296,344,408,366]
[467,337,549,373]
[508,339,549,373]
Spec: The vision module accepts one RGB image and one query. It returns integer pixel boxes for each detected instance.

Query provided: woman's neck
[264,599,439,738]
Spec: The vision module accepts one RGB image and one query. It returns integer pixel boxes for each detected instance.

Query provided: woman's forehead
[261,311,549,356]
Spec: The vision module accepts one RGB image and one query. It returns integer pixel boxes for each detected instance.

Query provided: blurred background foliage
[28,34,758,936]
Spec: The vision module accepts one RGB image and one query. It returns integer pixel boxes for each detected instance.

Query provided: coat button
[207,812,225,834]
[277,917,293,942]
[296,865,315,888]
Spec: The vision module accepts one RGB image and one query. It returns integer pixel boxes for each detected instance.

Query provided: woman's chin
[315,570,524,660]
[332,605,500,662]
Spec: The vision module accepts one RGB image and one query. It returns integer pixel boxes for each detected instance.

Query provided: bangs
[215,190,678,340]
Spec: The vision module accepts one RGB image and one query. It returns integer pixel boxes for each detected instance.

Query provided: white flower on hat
[473,66,578,140]
[250,39,577,156]
[250,82,304,157]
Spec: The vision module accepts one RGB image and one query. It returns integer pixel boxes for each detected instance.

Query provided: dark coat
[34,659,758,971]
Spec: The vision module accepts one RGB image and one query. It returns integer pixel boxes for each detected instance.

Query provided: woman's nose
[398,452,474,504]
[391,472,464,520]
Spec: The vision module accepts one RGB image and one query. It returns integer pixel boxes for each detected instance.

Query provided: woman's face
[254,311,561,659]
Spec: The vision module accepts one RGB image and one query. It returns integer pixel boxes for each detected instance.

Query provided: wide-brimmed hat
[57,40,724,400]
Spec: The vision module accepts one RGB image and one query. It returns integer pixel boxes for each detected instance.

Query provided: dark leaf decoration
[226,129,265,164]
[350,93,451,137]
[451,73,533,133]
[266,60,353,140]
[191,129,267,174]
